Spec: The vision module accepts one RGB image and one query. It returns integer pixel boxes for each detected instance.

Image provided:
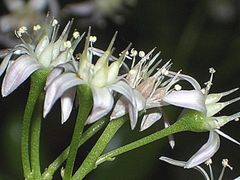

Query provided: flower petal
[29,0,48,10]
[160,157,210,179]
[2,55,42,97]
[168,71,201,90]
[163,90,206,113]
[0,52,13,76]
[140,112,162,131]
[44,73,84,118]
[110,80,138,129]
[61,87,76,124]
[185,131,220,168]
[214,129,240,145]
[3,0,24,12]
[110,97,128,120]
[86,87,114,124]
[45,68,63,89]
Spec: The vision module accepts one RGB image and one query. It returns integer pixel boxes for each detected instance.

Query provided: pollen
[161,68,169,75]
[73,31,80,39]
[174,84,182,91]
[130,48,138,57]
[205,158,212,165]
[89,36,97,43]
[222,159,233,170]
[64,41,72,49]
[139,51,145,58]
[52,19,58,26]
[33,24,41,31]
[15,26,27,37]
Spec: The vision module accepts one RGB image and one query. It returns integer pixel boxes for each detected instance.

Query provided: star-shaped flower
[44,29,138,124]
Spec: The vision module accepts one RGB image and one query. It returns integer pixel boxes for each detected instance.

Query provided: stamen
[174,84,182,91]
[64,41,72,49]
[205,159,214,180]
[218,159,233,180]
[139,50,145,58]
[52,19,58,26]
[73,31,80,39]
[33,24,41,31]
[15,26,28,37]
[130,48,138,57]
[89,35,97,43]
[204,67,216,94]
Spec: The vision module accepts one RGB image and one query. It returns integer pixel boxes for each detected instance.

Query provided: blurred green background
[0,0,240,179]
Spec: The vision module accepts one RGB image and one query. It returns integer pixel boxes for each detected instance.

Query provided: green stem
[30,92,45,179]
[72,115,128,180]
[42,118,107,180]
[63,85,92,180]
[21,69,49,178]
[72,110,207,180]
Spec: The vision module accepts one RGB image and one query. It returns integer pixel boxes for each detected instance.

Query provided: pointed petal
[140,112,162,131]
[61,87,76,124]
[0,52,13,76]
[110,98,128,120]
[215,129,240,145]
[44,73,84,118]
[2,55,42,97]
[207,96,240,117]
[163,90,206,113]
[45,68,63,89]
[206,88,239,105]
[169,71,201,90]
[160,156,210,180]
[185,131,220,168]
[86,87,114,124]
[110,80,138,129]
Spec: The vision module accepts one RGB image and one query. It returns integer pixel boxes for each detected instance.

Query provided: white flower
[160,156,234,180]
[0,18,84,97]
[44,29,138,125]
[110,48,206,130]
[161,68,240,168]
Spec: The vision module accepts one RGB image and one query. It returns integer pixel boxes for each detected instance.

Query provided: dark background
[0,0,239,179]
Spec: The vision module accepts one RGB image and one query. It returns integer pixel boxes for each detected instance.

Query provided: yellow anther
[222,159,233,170]
[73,31,80,39]
[174,84,182,91]
[130,48,138,57]
[139,51,145,58]
[52,19,58,26]
[205,159,212,166]
[89,36,97,43]
[64,41,72,48]
[161,68,169,75]
[33,24,41,31]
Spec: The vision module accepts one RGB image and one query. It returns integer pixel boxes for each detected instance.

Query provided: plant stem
[72,115,128,180]
[63,85,92,180]
[21,69,49,178]
[42,118,107,180]
[30,92,44,179]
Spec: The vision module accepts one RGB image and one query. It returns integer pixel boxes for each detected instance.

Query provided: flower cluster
[0,19,239,179]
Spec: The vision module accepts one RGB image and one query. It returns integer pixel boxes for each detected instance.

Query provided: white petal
[2,55,42,97]
[44,73,84,118]
[160,157,210,179]
[185,131,220,168]
[215,129,240,145]
[163,90,206,113]
[110,80,138,129]
[86,87,114,124]
[140,112,162,131]
[61,87,76,124]
[169,71,201,90]
[45,68,63,90]
[110,98,128,120]
[0,52,13,76]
